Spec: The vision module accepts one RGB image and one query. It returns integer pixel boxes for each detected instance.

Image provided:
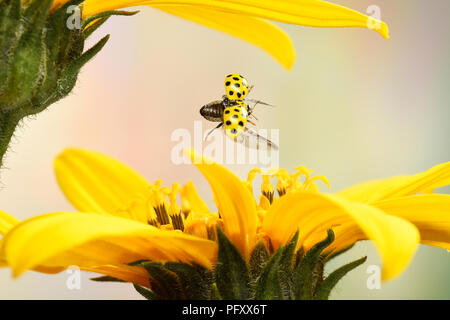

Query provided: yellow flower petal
[82,0,389,38]
[375,195,450,249]
[181,181,211,214]
[0,210,19,235]
[2,212,216,277]
[153,5,295,70]
[54,148,150,216]
[262,191,420,281]
[84,264,151,287]
[185,149,257,260]
[338,162,450,203]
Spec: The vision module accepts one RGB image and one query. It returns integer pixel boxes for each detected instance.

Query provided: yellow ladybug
[223,100,248,139]
[224,74,249,100]
[199,74,278,150]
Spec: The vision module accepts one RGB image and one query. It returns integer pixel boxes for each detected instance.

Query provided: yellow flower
[1,148,449,290]
[52,0,390,70]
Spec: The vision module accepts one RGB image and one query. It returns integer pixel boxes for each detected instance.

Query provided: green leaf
[133,284,161,300]
[140,261,186,300]
[215,226,251,300]
[314,256,367,300]
[293,229,335,300]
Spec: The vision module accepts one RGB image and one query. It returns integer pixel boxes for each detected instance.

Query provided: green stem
[0,110,21,168]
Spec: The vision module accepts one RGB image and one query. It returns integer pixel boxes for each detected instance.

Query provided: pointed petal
[0,210,19,235]
[54,148,150,216]
[152,5,295,70]
[338,162,450,203]
[82,0,388,38]
[181,181,211,214]
[2,212,216,277]
[185,149,257,260]
[262,191,420,281]
[375,195,450,250]
[84,264,151,288]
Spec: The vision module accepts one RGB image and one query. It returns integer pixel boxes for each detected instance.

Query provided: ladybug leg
[247,85,254,95]
[204,122,224,141]
[247,119,257,126]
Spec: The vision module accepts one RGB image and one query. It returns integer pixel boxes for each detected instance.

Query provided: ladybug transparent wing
[244,98,275,107]
[233,127,278,151]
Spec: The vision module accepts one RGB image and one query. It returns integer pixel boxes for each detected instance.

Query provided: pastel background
[1,0,449,299]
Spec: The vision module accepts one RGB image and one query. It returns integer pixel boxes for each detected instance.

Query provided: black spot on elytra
[234,83,240,88]
[233,77,239,81]
[238,121,244,127]
[233,114,238,119]
[227,74,232,77]
[237,93,242,98]
[231,128,237,134]
[229,91,234,96]
[225,109,230,114]
[234,108,239,112]
[225,81,231,86]
[242,91,246,95]
[226,121,232,125]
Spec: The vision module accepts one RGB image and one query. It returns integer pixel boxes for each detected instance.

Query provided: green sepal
[0,0,21,91]
[293,229,335,299]
[215,226,251,300]
[253,242,285,299]
[131,260,214,300]
[90,276,126,282]
[278,231,299,298]
[164,262,214,300]
[249,240,269,280]
[140,261,186,300]
[0,0,53,109]
[253,231,298,300]
[314,256,367,300]
[0,0,137,168]
[210,283,222,300]
[82,10,139,29]
[83,17,110,39]
[133,284,161,300]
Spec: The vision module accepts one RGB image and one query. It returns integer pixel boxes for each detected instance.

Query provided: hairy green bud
[0,0,137,167]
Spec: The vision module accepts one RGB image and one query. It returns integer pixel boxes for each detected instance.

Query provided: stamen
[154,204,170,225]
[170,212,185,231]
[261,174,274,204]
[273,169,290,197]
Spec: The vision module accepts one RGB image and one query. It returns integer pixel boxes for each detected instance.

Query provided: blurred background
[1,0,449,299]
